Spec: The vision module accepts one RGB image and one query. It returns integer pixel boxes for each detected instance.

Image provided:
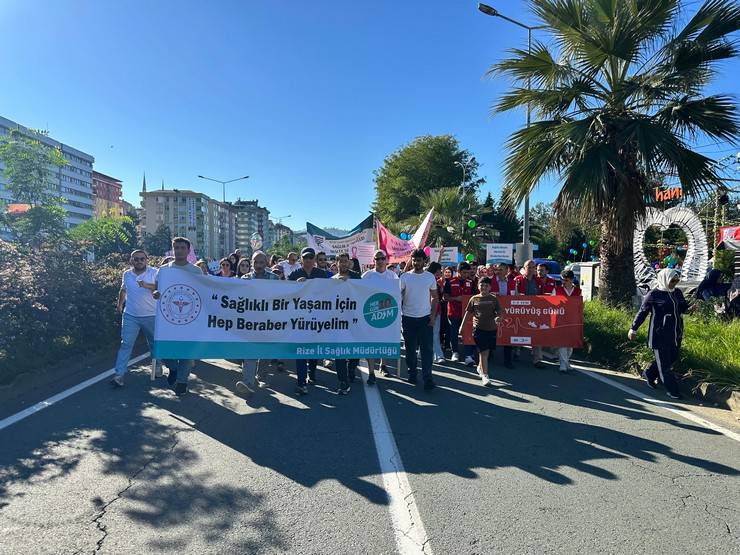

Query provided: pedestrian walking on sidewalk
[628,268,688,400]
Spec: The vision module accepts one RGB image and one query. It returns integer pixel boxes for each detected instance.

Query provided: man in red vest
[444,262,478,365]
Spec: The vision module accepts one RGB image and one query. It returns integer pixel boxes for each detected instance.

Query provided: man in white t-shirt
[362,249,400,381]
[152,237,203,396]
[399,249,439,390]
[111,250,159,387]
[280,252,301,277]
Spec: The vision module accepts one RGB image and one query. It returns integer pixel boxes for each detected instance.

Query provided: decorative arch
[633,207,709,292]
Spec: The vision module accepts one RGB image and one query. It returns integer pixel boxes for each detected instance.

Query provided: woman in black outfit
[628,268,689,399]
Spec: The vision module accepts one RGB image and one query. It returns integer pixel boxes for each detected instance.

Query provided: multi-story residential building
[139,187,236,259]
[92,171,122,218]
[274,222,294,245]
[120,199,135,218]
[0,115,95,227]
[232,199,272,252]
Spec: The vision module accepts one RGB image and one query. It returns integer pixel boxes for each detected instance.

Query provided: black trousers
[335,359,359,384]
[645,342,681,396]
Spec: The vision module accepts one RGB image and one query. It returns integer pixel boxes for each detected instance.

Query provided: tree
[142,224,172,256]
[491,0,740,306]
[267,235,307,260]
[373,135,485,225]
[0,127,69,246]
[69,215,138,259]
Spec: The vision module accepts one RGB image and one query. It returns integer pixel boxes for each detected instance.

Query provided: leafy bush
[0,239,123,384]
[583,300,740,390]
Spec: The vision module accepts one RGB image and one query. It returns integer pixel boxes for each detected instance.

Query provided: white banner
[153,269,401,359]
[486,243,514,264]
[428,247,459,265]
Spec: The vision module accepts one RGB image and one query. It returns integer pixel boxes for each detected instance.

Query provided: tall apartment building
[139,186,236,259]
[274,222,294,245]
[92,171,122,218]
[0,115,95,227]
[232,199,273,252]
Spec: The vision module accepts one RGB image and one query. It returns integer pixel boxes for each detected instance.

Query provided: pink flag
[377,208,434,263]
[187,244,197,264]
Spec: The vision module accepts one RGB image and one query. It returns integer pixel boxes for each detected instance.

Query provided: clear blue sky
[1,0,738,230]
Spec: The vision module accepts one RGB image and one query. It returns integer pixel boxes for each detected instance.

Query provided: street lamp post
[454,158,476,250]
[197,174,250,203]
[478,3,545,262]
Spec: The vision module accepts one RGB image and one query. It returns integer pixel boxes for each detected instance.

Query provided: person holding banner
[537,263,557,294]
[280,252,301,277]
[288,247,331,395]
[362,249,399,379]
[460,277,503,386]
[491,264,516,369]
[399,249,439,390]
[514,259,546,369]
[332,253,362,393]
[444,262,478,365]
[628,268,688,400]
[553,270,581,372]
[153,237,202,396]
[236,251,281,394]
[316,252,334,277]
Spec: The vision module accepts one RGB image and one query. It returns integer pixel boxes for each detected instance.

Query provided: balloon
[465,253,475,262]
[589,240,596,247]
[400,232,408,240]
[569,248,578,255]
[547,255,553,260]
[566,260,572,265]
[457,253,464,262]
[423,246,431,256]
[582,242,588,249]
[467,219,477,229]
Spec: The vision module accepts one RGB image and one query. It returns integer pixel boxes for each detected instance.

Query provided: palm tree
[491,0,740,306]
[416,187,489,255]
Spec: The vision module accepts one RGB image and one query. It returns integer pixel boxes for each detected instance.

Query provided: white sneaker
[464,356,476,366]
[451,353,460,362]
[434,357,446,364]
[480,374,490,386]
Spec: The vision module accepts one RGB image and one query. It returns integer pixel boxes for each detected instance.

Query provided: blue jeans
[163,359,194,385]
[295,359,318,387]
[402,315,433,382]
[115,313,155,377]
[432,314,444,360]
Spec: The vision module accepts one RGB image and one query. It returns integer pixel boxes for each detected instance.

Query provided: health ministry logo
[363,293,398,329]
[160,284,202,325]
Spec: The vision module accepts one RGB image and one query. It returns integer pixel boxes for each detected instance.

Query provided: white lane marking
[573,364,740,443]
[360,365,433,555]
[0,353,151,431]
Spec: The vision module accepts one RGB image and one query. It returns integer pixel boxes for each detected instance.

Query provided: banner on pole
[153,268,401,359]
[377,209,434,263]
[496,296,583,347]
[428,247,459,265]
[486,243,514,264]
[306,215,375,264]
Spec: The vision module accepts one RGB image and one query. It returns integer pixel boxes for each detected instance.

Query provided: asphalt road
[1,354,739,554]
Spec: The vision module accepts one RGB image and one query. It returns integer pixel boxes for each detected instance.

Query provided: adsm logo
[160,284,202,325]
[363,293,398,329]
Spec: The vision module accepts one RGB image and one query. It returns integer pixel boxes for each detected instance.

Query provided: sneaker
[324,360,334,370]
[380,363,391,377]
[366,373,377,386]
[451,353,461,362]
[174,383,188,396]
[434,357,446,364]
[534,361,546,369]
[464,356,476,367]
[235,380,254,395]
[338,382,350,395]
[167,369,178,386]
[423,379,436,391]
[295,385,308,396]
[641,370,657,390]
[407,373,418,385]
[110,375,124,388]
[666,391,682,400]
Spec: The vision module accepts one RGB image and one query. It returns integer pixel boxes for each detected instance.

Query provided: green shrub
[583,300,740,390]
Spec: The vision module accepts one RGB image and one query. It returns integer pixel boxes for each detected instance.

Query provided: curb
[688,381,740,413]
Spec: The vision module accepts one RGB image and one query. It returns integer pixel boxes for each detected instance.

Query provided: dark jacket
[631,288,689,349]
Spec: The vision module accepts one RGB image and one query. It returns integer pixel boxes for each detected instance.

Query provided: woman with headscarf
[695,269,725,301]
[628,269,689,399]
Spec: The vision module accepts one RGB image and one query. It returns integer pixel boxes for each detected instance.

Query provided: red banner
[496,296,583,348]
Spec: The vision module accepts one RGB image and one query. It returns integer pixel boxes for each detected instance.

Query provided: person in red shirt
[513,259,545,368]
[444,262,478,365]
[553,269,581,372]
[537,263,557,294]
